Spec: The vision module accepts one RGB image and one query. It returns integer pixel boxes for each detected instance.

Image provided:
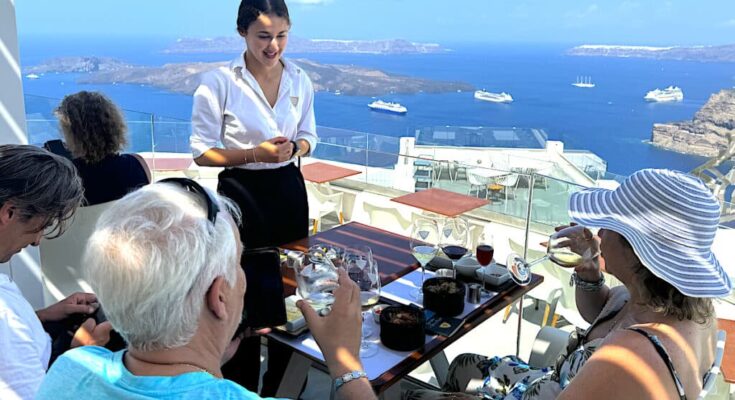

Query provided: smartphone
[43,139,73,160]
[239,247,287,331]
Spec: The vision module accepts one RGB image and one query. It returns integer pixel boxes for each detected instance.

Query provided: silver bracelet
[335,370,367,391]
[570,271,605,291]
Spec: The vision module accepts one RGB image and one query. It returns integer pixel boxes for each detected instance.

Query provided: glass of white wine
[409,218,439,300]
[506,225,597,286]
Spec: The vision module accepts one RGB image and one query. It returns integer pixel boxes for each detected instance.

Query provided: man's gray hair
[0,144,83,237]
[83,183,242,352]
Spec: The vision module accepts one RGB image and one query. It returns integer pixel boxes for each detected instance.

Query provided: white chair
[306,182,344,234]
[528,326,572,368]
[39,201,115,306]
[467,169,488,198]
[362,202,417,236]
[506,238,565,327]
[699,329,728,399]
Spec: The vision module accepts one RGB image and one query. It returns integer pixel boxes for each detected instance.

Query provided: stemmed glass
[439,217,470,279]
[475,230,495,297]
[505,225,597,285]
[409,218,439,300]
[343,245,380,358]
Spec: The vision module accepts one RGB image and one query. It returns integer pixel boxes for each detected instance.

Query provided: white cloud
[565,4,599,20]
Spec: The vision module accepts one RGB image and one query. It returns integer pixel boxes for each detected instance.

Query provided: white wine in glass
[506,225,594,286]
[409,218,439,300]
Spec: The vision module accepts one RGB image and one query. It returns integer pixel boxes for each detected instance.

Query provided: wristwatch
[334,370,367,391]
[290,140,299,158]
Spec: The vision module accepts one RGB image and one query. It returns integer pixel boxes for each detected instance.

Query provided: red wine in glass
[476,245,494,266]
[442,245,468,261]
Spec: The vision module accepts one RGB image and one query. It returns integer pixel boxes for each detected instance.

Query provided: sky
[15,0,735,46]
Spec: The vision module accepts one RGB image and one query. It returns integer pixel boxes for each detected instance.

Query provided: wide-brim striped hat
[568,168,731,298]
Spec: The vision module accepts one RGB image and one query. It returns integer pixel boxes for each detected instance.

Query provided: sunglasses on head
[158,178,220,226]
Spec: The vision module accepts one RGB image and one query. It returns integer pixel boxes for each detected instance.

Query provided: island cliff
[651,89,735,157]
[164,36,448,54]
[26,57,473,96]
[567,44,735,63]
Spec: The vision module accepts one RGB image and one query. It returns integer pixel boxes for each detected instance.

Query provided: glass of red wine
[475,230,495,296]
[439,217,469,278]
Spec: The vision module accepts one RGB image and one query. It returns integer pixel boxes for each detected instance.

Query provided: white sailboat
[572,76,595,88]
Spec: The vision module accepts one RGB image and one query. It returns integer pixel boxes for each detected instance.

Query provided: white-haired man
[0,144,111,400]
[37,180,375,399]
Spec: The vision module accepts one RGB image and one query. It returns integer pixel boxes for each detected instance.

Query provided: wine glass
[439,217,470,278]
[505,225,597,286]
[288,247,340,309]
[343,245,380,358]
[475,230,495,297]
[409,218,439,300]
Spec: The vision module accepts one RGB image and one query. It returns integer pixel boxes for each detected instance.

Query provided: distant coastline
[651,89,735,157]
[164,36,449,55]
[567,44,735,63]
[25,56,473,96]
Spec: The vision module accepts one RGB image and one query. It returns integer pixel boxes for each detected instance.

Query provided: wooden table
[301,161,361,184]
[274,222,542,398]
[391,188,490,217]
[718,318,735,383]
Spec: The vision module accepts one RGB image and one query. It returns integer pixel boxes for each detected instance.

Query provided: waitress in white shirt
[191,0,316,249]
[190,0,316,395]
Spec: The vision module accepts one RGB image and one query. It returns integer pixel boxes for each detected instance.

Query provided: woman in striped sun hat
[404,169,730,400]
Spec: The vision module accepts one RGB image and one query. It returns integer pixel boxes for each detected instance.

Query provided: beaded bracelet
[570,271,605,291]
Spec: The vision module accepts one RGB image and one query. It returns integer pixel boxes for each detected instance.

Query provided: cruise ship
[572,76,595,88]
[644,86,684,102]
[368,100,407,114]
[474,90,513,103]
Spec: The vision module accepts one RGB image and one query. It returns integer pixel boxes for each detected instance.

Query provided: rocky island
[26,56,473,96]
[651,89,735,157]
[164,36,448,54]
[567,44,735,63]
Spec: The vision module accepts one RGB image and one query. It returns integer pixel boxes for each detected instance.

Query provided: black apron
[217,162,308,248]
[217,162,309,395]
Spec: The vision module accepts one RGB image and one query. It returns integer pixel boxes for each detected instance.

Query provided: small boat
[368,100,407,115]
[334,90,342,96]
[25,73,40,79]
[644,86,684,102]
[474,90,513,103]
[572,76,595,88]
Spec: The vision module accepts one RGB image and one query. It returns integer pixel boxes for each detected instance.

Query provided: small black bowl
[422,277,466,317]
[379,305,425,351]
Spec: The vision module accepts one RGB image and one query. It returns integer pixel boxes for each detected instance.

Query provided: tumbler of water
[289,247,340,309]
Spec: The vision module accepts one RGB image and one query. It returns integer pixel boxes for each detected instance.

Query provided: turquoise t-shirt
[37,346,272,399]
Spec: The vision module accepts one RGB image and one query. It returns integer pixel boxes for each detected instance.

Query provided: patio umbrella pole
[517,174,536,357]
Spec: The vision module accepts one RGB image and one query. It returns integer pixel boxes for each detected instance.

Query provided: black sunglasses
[159,178,220,226]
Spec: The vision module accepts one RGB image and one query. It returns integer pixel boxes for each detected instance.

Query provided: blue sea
[18,36,735,175]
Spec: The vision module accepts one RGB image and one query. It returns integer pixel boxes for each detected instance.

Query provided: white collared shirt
[0,273,51,400]
[190,53,318,170]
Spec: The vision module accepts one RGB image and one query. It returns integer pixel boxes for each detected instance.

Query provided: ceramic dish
[475,263,511,286]
[454,256,482,278]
